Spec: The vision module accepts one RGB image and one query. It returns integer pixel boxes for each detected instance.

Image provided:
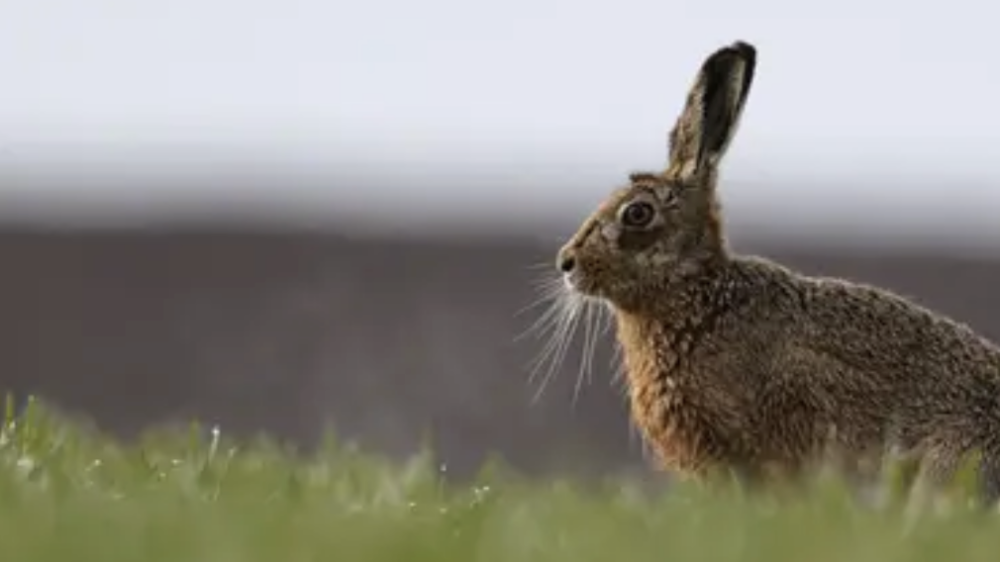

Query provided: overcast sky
[0,0,999,239]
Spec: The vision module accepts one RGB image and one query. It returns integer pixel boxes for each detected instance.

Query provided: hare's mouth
[562,270,597,296]
[562,272,578,291]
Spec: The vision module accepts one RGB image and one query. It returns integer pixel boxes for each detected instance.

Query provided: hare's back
[794,272,1000,381]
[729,256,999,378]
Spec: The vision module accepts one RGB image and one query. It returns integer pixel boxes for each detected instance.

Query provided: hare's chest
[625,351,731,474]
[615,312,748,473]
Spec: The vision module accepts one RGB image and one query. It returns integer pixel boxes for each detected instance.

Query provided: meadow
[1,396,998,562]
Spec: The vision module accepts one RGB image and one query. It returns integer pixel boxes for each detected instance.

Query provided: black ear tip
[701,41,757,84]
[720,41,756,71]
[704,40,757,73]
[730,41,756,61]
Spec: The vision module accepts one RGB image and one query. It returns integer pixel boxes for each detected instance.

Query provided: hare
[551,40,1000,515]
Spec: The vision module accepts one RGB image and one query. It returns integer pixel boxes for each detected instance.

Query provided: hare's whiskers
[534,295,583,403]
[572,300,595,405]
[524,291,571,377]
[513,282,565,327]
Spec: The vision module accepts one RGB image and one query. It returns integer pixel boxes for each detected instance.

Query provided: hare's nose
[556,249,576,273]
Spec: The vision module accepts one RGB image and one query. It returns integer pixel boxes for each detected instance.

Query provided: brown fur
[554,41,1000,511]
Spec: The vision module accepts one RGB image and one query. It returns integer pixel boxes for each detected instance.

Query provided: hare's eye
[619,201,656,229]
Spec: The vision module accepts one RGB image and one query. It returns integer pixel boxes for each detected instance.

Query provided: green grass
[1,396,999,562]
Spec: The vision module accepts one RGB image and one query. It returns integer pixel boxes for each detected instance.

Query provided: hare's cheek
[600,222,621,243]
[632,251,663,270]
[616,229,661,254]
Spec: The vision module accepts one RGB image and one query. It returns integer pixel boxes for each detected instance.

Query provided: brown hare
[547,40,1000,515]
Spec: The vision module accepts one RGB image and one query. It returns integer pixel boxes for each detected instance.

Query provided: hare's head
[556,41,756,310]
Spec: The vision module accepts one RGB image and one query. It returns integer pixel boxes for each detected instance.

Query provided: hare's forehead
[597,183,663,216]
[598,186,637,213]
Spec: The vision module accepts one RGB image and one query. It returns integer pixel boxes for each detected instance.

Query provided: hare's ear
[666,41,756,182]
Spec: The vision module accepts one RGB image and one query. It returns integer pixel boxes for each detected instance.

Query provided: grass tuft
[0,395,998,561]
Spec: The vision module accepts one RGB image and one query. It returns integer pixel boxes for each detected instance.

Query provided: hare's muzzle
[556,247,586,292]
[556,248,576,275]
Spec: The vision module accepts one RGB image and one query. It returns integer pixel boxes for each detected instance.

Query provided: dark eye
[619,200,656,229]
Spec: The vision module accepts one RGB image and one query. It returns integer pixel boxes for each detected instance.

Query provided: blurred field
[3,221,1000,561]
[5,225,1000,484]
[2,397,999,562]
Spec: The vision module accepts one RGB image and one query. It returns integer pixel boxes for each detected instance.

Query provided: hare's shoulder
[729,255,954,330]
[737,257,1000,372]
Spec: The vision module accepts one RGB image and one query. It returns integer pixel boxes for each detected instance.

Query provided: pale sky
[0,0,999,240]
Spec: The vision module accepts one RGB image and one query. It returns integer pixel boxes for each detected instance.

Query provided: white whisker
[610,337,625,388]
[525,291,576,384]
[591,303,614,383]
[515,303,561,345]
[524,261,553,271]
[513,283,564,325]
[572,300,595,405]
[534,296,582,402]
[527,275,562,291]
[573,298,606,405]
[525,312,568,384]
[517,268,620,407]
